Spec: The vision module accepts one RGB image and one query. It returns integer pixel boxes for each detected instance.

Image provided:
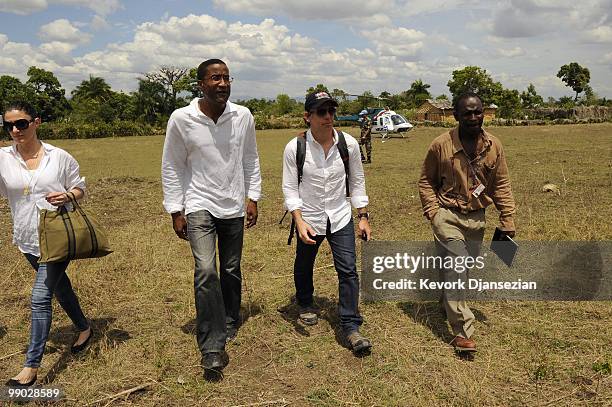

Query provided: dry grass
[0,124,611,406]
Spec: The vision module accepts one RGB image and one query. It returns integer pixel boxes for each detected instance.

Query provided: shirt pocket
[479,155,499,184]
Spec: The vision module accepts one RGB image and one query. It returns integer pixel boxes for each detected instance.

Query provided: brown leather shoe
[450,336,476,352]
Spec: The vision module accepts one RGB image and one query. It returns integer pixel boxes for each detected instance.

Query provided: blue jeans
[186,210,244,354]
[23,254,89,368]
[294,219,363,334]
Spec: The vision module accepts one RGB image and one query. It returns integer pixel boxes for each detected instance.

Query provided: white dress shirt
[162,98,262,219]
[282,129,369,235]
[0,142,86,256]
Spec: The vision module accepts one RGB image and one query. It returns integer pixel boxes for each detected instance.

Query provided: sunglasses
[3,118,34,133]
[312,107,337,117]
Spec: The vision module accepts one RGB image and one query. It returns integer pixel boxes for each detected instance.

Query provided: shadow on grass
[398,301,486,361]
[42,317,130,384]
[0,325,6,340]
[277,296,365,355]
[180,300,264,336]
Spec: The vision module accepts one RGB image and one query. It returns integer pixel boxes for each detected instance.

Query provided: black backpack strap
[296,132,306,184]
[335,130,350,197]
[286,132,307,245]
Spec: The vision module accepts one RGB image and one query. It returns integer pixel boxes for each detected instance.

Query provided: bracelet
[356,212,369,220]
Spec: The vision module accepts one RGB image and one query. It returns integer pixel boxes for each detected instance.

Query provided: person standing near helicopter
[359,110,372,164]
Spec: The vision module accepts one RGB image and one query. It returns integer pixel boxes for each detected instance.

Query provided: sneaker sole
[299,317,318,326]
[350,340,372,354]
[453,346,477,352]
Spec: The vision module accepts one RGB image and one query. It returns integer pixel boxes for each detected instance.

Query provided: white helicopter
[363,108,413,141]
[336,106,414,141]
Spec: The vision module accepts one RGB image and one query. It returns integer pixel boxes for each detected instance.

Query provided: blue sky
[1,0,611,100]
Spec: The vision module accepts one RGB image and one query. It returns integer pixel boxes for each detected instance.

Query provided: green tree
[107,91,136,121]
[133,79,168,124]
[144,66,189,113]
[557,96,576,109]
[403,79,431,108]
[520,83,544,109]
[557,62,590,101]
[0,75,36,112]
[356,91,376,110]
[273,94,299,116]
[331,88,348,102]
[26,66,69,121]
[580,85,598,106]
[72,75,112,101]
[237,98,274,115]
[306,84,329,97]
[175,67,200,99]
[496,89,522,119]
[447,66,503,106]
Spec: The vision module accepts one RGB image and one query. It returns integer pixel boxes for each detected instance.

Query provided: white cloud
[583,26,612,43]
[496,46,526,57]
[0,0,47,15]
[55,14,436,97]
[1,7,611,100]
[39,41,76,65]
[54,0,122,16]
[38,19,91,44]
[90,15,111,31]
[491,0,612,38]
[212,0,393,20]
[0,0,121,15]
[360,27,425,59]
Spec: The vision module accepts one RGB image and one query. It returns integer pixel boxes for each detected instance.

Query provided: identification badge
[471,183,485,198]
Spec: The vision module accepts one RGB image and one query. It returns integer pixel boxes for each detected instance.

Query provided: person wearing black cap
[281,91,372,355]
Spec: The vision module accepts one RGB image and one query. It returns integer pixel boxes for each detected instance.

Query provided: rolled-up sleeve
[63,152,86,194]
[161,115,188,214]
[242,114,262,202]
[491,146,516,231]
[282,138,302,212]
[348,138,368,208]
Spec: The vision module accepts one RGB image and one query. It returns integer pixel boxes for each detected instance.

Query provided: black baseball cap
[305,91,339,112]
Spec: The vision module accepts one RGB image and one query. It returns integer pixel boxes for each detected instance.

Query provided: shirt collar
[450,127,492,155]
[306,128,339,146]
[9,141,55,157]
[189,97,236,122]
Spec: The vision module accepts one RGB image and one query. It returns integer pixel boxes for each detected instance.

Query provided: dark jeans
[294,218,363,334]
[186,210,244,354]
[23,254,89,368]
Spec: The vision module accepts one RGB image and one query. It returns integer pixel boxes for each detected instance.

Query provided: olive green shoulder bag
[38,192,112,263]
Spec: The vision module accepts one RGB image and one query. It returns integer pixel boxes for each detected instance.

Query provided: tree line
[0,62,609,128]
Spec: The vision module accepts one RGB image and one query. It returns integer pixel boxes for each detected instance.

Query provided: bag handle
[65,191,99,257]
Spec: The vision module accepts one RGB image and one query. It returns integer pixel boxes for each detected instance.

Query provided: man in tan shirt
[418,92,516,352]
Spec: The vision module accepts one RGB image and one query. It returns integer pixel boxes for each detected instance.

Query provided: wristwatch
[356,212,369,220]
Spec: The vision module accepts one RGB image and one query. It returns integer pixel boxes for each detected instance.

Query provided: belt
[442,206,485,215]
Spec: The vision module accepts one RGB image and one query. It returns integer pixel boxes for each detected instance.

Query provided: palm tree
[404,79,432,108]
[409,79,431,95]
[71,75,112,101]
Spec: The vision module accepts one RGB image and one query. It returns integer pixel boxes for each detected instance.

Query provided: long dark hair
[3,100,39,119]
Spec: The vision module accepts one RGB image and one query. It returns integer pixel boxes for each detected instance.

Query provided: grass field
[0,123,611,406]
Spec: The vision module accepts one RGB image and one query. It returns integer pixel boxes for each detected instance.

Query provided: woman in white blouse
[1,101,93,387]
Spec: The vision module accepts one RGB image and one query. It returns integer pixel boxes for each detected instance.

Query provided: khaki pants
[431,207,485,339]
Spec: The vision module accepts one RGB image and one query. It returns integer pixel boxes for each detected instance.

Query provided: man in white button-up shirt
[162,59,261,374]
[282,91,372,355]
